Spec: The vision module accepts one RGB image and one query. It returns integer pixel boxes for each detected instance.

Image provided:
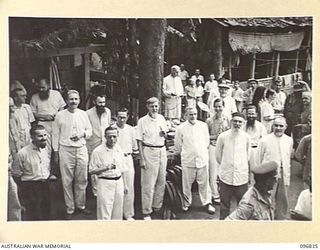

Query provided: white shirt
[162,74,184,98]
[215,129,251,186]
[232,88,245,101]
[52,108,92,151]
[116,124,138,154]
[294,189,312,220]
[174,120,210,168]
[242,120,267,147]
[209,96,237,120]
[179,70,189,81]
[191,75,204,84]
[257,133,293,186]
[204,80,218,93]
[12,143,50,181]
[86,106,111,153]
[89,144,126,178]
[136,114,168,146]
[272,91,286,112]
[260,101,275,133]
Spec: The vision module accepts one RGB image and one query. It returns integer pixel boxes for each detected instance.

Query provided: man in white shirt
[179,64,189,88]
[290,180,312,221]
[12,124,51,221]
[30,78,66,154]
[11,88,35,148]
[191,69,205,86]
[216,112,251,219]
[163,65,184,120]
[272,77,286,114]
[115,108,138,220]
[86,94,111,196]
[89,126,126,220]
[136,97,168,220]
[204,74,218,104]
[175,107,215,214]
[52,90,93,220]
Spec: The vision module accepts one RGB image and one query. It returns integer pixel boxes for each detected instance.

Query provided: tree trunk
[138,19,167,116]
[212,23,223,79]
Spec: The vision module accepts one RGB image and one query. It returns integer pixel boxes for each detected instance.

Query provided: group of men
[8,63,312,221]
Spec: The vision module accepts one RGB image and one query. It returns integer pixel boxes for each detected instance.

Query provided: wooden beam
[83,53,90,110]
[270,52,275,77]
[250,53,256,78]
[275,52,280,77]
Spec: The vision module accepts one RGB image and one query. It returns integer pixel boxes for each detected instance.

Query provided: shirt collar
[252,186,272,205]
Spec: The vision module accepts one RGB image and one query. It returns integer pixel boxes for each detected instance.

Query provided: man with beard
[12,124,51,220]
[89,126,126,220]
[136,97,168,220]
[175,107,215,214]
[215,112,251,219]
[30,79,66,178]
[258,117,293,219]
[163,65,184,120]
[242,106,267,184]
[86,94,111,196]
[115,108,138,220]
[226,161,278,220]
[52,90,92,220]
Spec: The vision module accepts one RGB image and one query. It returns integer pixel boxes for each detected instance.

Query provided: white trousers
[123,155,135,219]
[141,147,167,215]
[164,97,182,119]
[182,166,211,208]
[97,178,124,220]
[208,145,220,198]
[59,145,88,214]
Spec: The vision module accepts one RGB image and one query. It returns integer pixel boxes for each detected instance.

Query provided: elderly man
[11,88,35,148]
[115,108,138,220]
[272,77,286,114]
[136,97,168,220]
[175,107,215,214]
[86,94,111,196]
[216,112,251,219]
[12,124,51,221]
[257,117,293,219]
[226,161,279,220]
[89,126,127,220]
[52,90,92,220]
[163,65,184,120]
[30,78,66,150]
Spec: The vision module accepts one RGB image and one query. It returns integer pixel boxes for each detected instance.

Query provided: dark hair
[38,78,50,86]
[214,98,225,107]
[232,112,245,119]
[252,86,266,121]
[265,89,275,99]
[104,125,118,134]
[10,88,24,97]
[30,124,46,137]
[117,107,128,114]
[94,94,106,100]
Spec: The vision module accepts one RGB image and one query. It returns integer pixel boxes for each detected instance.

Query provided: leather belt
[142,143,165,148]
[251,145,258,148]
[124,153,132,157]
[98,176,121,181]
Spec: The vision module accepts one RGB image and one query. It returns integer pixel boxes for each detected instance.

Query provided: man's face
[275,82,282,91]
[147,102,159,114]
[95,96,106,113]
[68,93,80,109]
[247,108,257,123]
[234,81,239,89]
[265,176,277,192]
[210,74,215,81]
[195,69,200,76]
[38,80,50,100]
[273,119,287,137]
[232,116,244,130]
[187,109,197,124]
[32,129,47,148]
[171,68,179,77]
[219,87,228,98]
[302,95,311,106]
[14,90,27,104]
[180,64,185,71]
[249,81,258,90]
[117,112,128,127]
[105,130,118,148]
[214,101,224,114]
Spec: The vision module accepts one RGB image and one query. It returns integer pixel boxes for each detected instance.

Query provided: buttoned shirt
[206,114,230,146]
[174,120,210,168]
[12,143,50,181]
[89,144,126,178]
[216,129,251,186]
[116,124,138,154]
[136,114,168,146]
[226,186,274,220]
[260,101,274,133]
[52,108,92,151]
[242,121,267,147]
[257,133,293,186]
[272,91,286,112]
[86,106,111,153]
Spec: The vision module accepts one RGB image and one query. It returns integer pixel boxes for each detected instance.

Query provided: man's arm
[215,134,223,165]
[225,202,254,220]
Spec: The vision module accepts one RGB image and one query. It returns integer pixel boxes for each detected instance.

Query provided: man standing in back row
[52,90,92,220]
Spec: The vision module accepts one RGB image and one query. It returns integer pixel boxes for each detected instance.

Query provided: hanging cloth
[49,57,62,90]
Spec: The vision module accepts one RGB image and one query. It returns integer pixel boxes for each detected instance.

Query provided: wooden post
[228,54,232,80]
[83,53,90,110]
[295,50,300,73]
[212,23,223,79]
[270,52,275,77]
[275,52,280,77]
[250,53,256,78]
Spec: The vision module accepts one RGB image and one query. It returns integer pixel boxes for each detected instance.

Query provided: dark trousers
[219,181,248,220]
[20,180,51,221]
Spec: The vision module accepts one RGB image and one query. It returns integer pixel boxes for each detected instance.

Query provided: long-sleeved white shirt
[162,74,184,98]
[242,121,267,147]
[52,108,92,151]
[257,133,293,186]
[215,129,251,186]
[174,120,210,168]
[116,124,138,154]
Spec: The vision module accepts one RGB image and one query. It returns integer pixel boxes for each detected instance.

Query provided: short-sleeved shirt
[116,124,138,154]
[206,114,230,146]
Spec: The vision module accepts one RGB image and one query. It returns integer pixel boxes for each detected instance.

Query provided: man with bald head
[52,90,92,219]
[163,65,184,120]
